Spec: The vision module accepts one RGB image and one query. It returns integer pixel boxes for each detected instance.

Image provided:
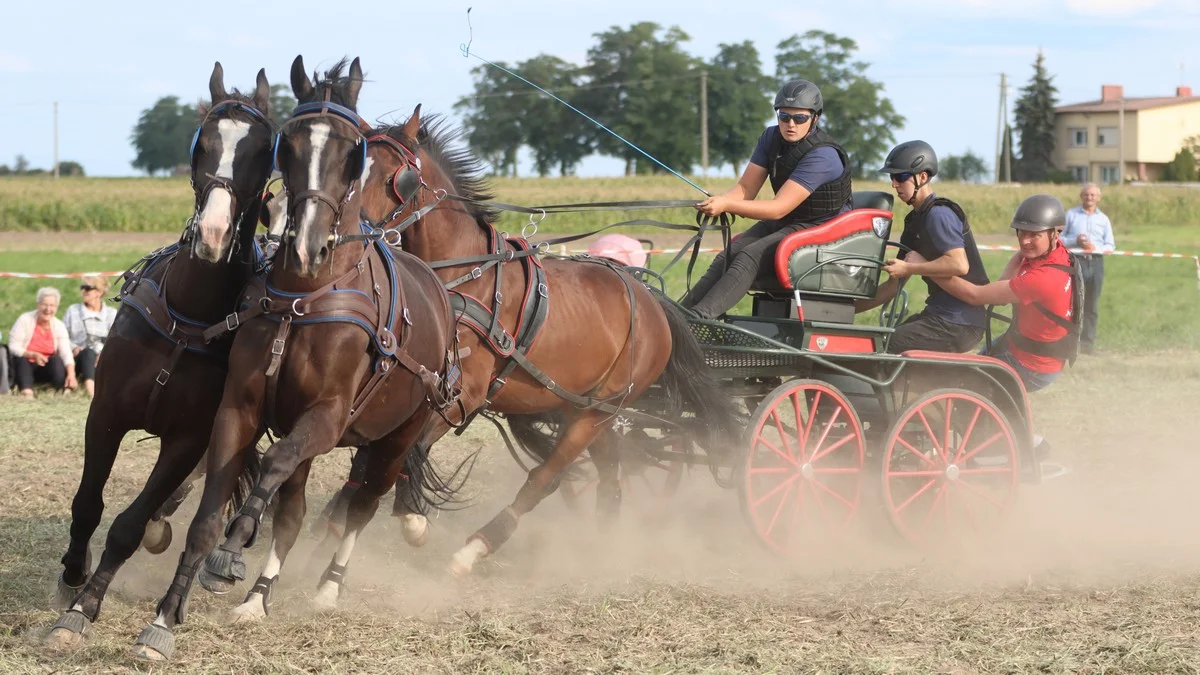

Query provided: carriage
[503,190,1044,554]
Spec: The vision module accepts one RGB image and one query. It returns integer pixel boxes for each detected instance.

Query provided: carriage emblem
[872,216,891,238]
[815,337,829,350]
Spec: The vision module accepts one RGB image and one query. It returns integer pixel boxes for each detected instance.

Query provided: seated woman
[63,275,119,397]
[8,287,78,398]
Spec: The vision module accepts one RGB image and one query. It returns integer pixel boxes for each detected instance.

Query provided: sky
[3,0,1198,181]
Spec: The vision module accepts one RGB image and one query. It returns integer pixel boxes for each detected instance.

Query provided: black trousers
[886,310,985,355]
[13,354,67,391]
[1078,256,1104,349]
[681,219,802,319]
[76,347,99,381]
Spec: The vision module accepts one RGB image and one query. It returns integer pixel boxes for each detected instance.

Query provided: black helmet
[1010,194,1066,232]
[775,79,823,114]
[879,140,938,178]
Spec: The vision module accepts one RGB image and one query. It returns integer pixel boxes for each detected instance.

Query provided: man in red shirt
[909,194,1076,392]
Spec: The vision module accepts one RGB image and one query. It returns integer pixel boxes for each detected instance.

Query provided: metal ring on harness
[382,228,403,247]
[291,298,307,317]
[521,208,546,239]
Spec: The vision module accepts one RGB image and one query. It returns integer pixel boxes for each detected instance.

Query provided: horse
[326,110,740,576]
[129,56,462,661]
[44,63,275,650]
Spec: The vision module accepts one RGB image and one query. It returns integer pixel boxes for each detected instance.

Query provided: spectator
[0,328,9,394]
[63,275,118,397]
[8,287,77,398]
[1060,183,1114,354]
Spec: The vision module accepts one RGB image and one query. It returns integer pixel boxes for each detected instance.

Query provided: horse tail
[653,293,743,486]
[393,437,478,516]
[225,442,264,519]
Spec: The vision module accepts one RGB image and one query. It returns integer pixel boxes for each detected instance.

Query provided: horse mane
[376,114,499,224]
[301,58,358,108]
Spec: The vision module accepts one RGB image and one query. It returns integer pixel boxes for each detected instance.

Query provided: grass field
[2,350,1200,671]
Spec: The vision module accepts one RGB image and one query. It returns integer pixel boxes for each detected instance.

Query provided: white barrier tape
[0,271,124,279]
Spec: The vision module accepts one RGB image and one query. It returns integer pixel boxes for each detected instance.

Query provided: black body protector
[900,196,991,304]
[765,127,853,228]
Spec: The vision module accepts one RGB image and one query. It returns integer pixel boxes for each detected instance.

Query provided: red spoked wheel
[740,379,865,556]
[881,388,1019,545]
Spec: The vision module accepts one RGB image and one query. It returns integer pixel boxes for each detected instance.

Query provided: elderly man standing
[1060,183,1114,355]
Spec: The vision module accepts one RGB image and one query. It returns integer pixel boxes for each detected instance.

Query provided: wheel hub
[945,464,960,481]
[800,463,814,479]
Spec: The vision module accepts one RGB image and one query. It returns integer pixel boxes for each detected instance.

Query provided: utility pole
[995,73,1006,183]
[53,101,59,180]
[699,70,708,174]
[1118,96,1125,185]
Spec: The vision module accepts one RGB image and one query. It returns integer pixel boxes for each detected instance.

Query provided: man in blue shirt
[682,79,853,319]
[858,141,991,354]
[1060,183,1114,354]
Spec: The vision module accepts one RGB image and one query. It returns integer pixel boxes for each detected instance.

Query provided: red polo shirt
[1007,243,1073,374]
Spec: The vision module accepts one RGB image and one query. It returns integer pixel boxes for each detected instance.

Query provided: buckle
[156,369,171,386]
[225,313,240,331]
[538,283,549,298]
[470,267,483,280]
[494,291,503,305]
[271,339,286,356]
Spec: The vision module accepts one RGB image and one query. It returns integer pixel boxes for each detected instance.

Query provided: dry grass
[2,352,1200,672]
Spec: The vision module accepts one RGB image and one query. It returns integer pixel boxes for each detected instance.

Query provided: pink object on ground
[587,234,647,267]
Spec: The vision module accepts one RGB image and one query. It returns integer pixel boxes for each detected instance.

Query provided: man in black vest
[858,141,990,353]
[681,79,853,319]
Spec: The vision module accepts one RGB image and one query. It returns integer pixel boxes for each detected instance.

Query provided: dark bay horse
[130,56,461,660]
[44,64,275,649]
[349,111,739,576]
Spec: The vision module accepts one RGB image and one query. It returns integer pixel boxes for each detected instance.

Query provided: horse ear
[345,57,364,109]
[291,55,313,101]
[253,69,270,114]
[209,62,227,103]
[402,104,422,141]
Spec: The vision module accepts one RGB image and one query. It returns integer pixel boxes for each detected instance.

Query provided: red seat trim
[773,208,892,289]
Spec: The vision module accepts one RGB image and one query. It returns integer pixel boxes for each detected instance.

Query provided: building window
[1069,165,1088,182]
[1097,127,1119,147]
[1100,165,1120,184]
[1068,128,1088,147]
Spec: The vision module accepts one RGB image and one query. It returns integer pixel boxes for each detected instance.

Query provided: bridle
[186,100,274,262]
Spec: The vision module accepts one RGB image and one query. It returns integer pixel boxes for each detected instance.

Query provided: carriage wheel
[740,379,865,556]
[881,388,1019,546]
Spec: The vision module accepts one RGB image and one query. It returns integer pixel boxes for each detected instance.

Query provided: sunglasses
[80,285,97,292]
[890,172,915,183]
[776,111,813,125]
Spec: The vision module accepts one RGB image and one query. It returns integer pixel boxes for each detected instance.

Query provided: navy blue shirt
[912,198,985,327]
[749,127,851,209]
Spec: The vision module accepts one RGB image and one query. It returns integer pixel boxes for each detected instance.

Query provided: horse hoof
[446,559,473,579]
[44,610,90,649]
[131,624,174,661]
[400,514,429,548]
[197,568,236,596]
[142,519,173,555]
[227,598,267,625]
[311,586,339,612]
[199,547,245,595]
[49,574,86,612]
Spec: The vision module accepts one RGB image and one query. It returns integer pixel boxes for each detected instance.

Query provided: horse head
[189,62,274,263]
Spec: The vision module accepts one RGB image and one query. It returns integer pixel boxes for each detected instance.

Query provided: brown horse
[130,56,460,661]
[343,112,739,576]
[44,64,274,649]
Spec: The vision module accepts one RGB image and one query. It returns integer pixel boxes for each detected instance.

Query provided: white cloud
[0,53,33,73]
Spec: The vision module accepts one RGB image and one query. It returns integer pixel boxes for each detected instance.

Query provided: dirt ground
[1,351,1200,672]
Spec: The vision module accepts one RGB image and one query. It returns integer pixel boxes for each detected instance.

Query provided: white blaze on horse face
[294,122,332,270]
[360,155,374,193]
[196,119,252,257]
[267,192,289,238]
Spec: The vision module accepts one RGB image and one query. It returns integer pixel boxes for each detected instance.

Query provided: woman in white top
[8,287,77,398]
[63,275,119,397]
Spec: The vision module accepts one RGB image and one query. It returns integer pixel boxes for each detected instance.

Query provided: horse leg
[205,403,345,591]
[142,460,204,555]
[227,459,313,624]
[450,409,610,576]
[51,410,128,612]
[131,402,260,661]
[313,418,430,609]
[310,446,369,539]
[588,429,624,533]
[46,431,206,649]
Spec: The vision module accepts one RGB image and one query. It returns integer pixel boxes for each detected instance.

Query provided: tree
[130,96,197,176]
[455,62,524,176]
[1161,148,1197,182]
[14,155,30,173]
[57,161,85,177]
[268,83,296,130]
[1012,50,1058,182]
[706,41,773,175]
[513,54,593,176]
[579,22,701,175]
[940,150,990,183]
[775,31,904,178]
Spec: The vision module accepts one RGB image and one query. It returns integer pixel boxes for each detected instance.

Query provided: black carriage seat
[746,191,894,323]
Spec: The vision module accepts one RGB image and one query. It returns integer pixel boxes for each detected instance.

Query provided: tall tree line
[454,25,904,178]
